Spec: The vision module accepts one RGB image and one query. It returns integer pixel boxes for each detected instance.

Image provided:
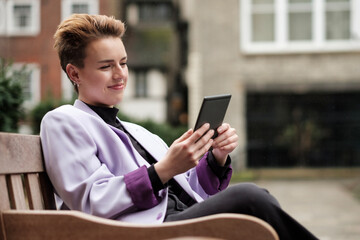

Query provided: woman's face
[73,37,128,108]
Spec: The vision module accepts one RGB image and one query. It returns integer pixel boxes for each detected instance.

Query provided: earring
[73,81,79,87]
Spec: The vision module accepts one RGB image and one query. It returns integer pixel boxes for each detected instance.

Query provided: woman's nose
[113,64,126,79]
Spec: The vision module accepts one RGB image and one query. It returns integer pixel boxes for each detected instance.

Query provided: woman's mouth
[108,83,125,90]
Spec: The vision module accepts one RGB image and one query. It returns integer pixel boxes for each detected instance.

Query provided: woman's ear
[66,63,80,84]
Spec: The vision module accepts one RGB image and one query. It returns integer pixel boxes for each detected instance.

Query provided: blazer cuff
[124,165,161,210]
[148,164,167,193]
[207,151,232,178]
[196,152,233,195]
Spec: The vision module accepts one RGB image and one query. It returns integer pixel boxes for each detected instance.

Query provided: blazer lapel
[120,122,166,162]
[73,100,148,168]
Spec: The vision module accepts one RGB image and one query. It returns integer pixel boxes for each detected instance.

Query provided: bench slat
[0,176,10,210]
[8,175,27,210]
[0,133,44,174]
[25,174,43,210]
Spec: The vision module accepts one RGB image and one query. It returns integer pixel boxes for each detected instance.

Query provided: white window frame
[240,0,360,54]
[0,0,40,36]
[61,0,99,20]
[12,63,41,110]
[0,1,6,34]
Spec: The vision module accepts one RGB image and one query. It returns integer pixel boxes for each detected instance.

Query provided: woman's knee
[228,183,280,208]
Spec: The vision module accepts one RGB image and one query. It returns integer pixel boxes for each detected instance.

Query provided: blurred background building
[1,0,360,171]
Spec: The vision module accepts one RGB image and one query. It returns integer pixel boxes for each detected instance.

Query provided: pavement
[255,179,360,240]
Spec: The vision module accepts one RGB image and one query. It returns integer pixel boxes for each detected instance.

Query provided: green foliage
[30,100,187,145]
[30,99,72,134]
[0,58,28,132]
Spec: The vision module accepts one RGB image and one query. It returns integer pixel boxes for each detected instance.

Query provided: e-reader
[194,94,231,138]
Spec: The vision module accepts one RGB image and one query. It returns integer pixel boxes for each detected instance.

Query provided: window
[0,0,40,36]
[12,63,41,109]
[251,0,275,42]
[288,0,312,41]
[240,0,360,54]
[0,1,5,33]
[138,2,172,22]
[325,0,350,40]
[61,0,99,20]
[134,71,147,98]
[126,1,173,26]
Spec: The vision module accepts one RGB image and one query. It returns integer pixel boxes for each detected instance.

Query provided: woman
[40,14,318,239]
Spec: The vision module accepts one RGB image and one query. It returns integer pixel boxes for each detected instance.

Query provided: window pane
[326,11,350,40]
[326,0,350,40]
[138,3,172,22]
[0,2,5,32]
[135,72,147,98]
[252,13,274,42]
[13,5,31,28]
[288,0,312,41]
[253,0,274,4]
[289,12,312,40]
[327,0,349,2]
[72,4,89,14]
[289,0,311,3]
[13,70,32,100]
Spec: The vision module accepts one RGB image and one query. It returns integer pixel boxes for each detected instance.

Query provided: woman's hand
[155,123,214,184]
[211,123,238,166]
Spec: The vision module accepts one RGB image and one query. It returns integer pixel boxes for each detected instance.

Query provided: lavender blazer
[40,100,232,224]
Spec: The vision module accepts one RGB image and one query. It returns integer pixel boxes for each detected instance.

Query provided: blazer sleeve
[126,122,233,199]
[195,152,233,195]
[40,108,161,219]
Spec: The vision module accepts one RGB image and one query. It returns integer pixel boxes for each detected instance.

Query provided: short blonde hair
[54,14,125,91]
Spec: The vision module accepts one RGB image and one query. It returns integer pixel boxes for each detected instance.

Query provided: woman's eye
[99,65,110,70]
[120,62,127,67]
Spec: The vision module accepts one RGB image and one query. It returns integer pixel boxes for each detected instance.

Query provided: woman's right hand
[154,123,214,184]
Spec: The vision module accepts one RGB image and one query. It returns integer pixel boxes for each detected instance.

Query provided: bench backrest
[0,132,56,240]
[0,132,56,211]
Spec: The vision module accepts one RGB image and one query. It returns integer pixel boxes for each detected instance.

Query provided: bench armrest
[1,210,278,240]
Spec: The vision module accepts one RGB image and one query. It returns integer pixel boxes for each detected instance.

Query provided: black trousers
[164,183,318,240]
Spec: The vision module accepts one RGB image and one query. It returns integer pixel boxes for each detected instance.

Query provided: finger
[173,129,193,144]
[216,123,230,135]
[213,133,238,149]
[194,129,214,150]
[188,123,211,143]
[219,141,238,151]
[213,127,236,146]
[194,138,214,160]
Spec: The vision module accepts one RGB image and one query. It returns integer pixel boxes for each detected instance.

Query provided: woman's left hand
[211,123,238,166]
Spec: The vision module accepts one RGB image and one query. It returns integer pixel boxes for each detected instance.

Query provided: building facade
[0,0,116,109]
[0,0,184,129]
[183,0,360,169]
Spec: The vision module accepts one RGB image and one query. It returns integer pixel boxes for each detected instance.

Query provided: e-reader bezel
[194,94,231,138]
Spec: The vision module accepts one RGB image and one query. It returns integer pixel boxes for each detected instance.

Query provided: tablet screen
[194,94,231,138]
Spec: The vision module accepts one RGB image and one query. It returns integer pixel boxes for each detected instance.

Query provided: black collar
[84,102,121,128]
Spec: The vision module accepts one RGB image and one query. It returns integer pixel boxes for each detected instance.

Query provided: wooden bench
[0,132,279,240]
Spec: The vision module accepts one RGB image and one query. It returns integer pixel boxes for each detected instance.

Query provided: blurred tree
[0,58,29,132]
[30,98,72,134]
